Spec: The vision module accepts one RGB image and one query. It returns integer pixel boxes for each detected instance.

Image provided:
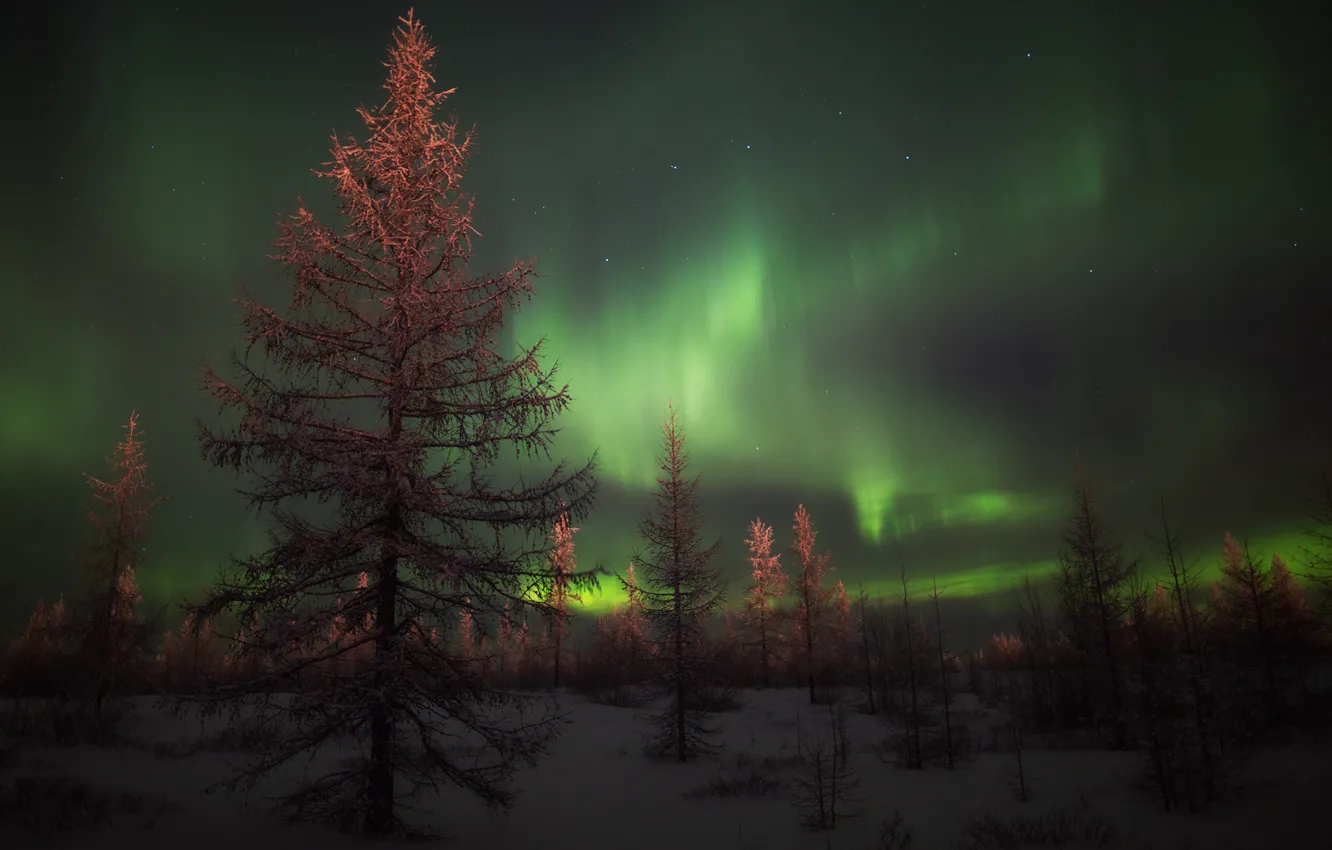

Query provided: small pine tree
[6,597,72,696]
[1214,533,1280,725]
[856,584,877,714]
[831,579,851,674]
[792,504,832,704]
[497,603,514,684]
[619,562,646,644]
[545,511,581,689]
[1056,462,1131,749]
[81,411,159,730]
[742,517,786,686]
[634,402,725,761]
[458,599,476,662]
[898,565,924,769]
[1268,554,1316,711]
[930,577,955,769]
[1150,500,1219,808]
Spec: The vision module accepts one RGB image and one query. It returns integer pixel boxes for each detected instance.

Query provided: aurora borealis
[3,0,1328,641]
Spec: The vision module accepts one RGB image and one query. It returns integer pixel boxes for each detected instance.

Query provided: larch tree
[81,411,158,731]
[1015,575,1056,726]
[545,510,581,688]
[610,561,648,667]
[180,11,598,835]
[7,596,71,697]
[1268,554,1315,706]
[457,599,476,661]
[855,583,877,714]
[792,504,832,704]
[1214,533,1280,724]
[742,517,786,687]
[831,579,851,674]
[634,402,725,761]
[619,561,646,640]
[930,577,955,769]
[1149,500,1217,806]
[1300,470,1332,622]
[497,602,514,683]
[898,563,923,769]
[1056,463,1131,749]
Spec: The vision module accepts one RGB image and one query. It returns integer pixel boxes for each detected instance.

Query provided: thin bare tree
[1150,500,1217,807]
[930,576,954,769]
[1056,462,1131,749]
[81,411,158,733]
[634,402,725,761]
[857,583,876,714]
[899,561,923,769]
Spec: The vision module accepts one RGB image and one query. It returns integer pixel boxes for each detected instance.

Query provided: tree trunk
[365,501,402,834]
[675,570,686,762]
[804,601,816,705]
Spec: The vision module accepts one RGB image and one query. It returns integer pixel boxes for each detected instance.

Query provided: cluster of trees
[967,473,1329,812]
[6,9,1332,839]
[5,412,156,740]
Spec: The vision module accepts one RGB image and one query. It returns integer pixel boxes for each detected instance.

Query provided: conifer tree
[1268,554,1315,708]
[930,577,955,768]
[497,602,514,683]
[1055,463,1131,748]
[634,402,725,761]
[6,596,71,696]
[792,504,832,704]
[1214,533,1280,724]
[545,511,581,688]
[831,579,851,669]
[180,11,597,835]
[1149,501,1217,806]
[856,584,876,713]
[1015,575,1056,727]
[898,564,923,769]
[458,599,476,661]
[1301,470,1332,621]
[81,411,158,730]
[742,517,786,686]
[619,561,646,642]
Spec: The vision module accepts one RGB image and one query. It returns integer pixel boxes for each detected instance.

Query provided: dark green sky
[3,0,1328,638]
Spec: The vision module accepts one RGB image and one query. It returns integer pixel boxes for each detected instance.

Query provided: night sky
[4,0,1329,640]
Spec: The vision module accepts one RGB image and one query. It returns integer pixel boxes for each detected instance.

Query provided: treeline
[969,475,1330,813]
[6,408,1332,826]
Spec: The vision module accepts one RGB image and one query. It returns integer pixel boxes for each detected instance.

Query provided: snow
[1,689,1324,849]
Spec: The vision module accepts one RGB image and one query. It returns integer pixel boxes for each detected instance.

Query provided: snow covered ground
[1,689,1324,849]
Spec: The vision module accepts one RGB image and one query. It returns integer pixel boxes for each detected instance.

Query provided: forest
[2,10,1329,850]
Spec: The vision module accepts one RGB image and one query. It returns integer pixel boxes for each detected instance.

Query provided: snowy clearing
[0,689,1322,849]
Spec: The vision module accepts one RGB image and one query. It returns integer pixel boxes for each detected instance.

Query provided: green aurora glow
[2,0,1328,640]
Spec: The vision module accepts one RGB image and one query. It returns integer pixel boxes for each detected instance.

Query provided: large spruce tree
[183,11,596,835]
